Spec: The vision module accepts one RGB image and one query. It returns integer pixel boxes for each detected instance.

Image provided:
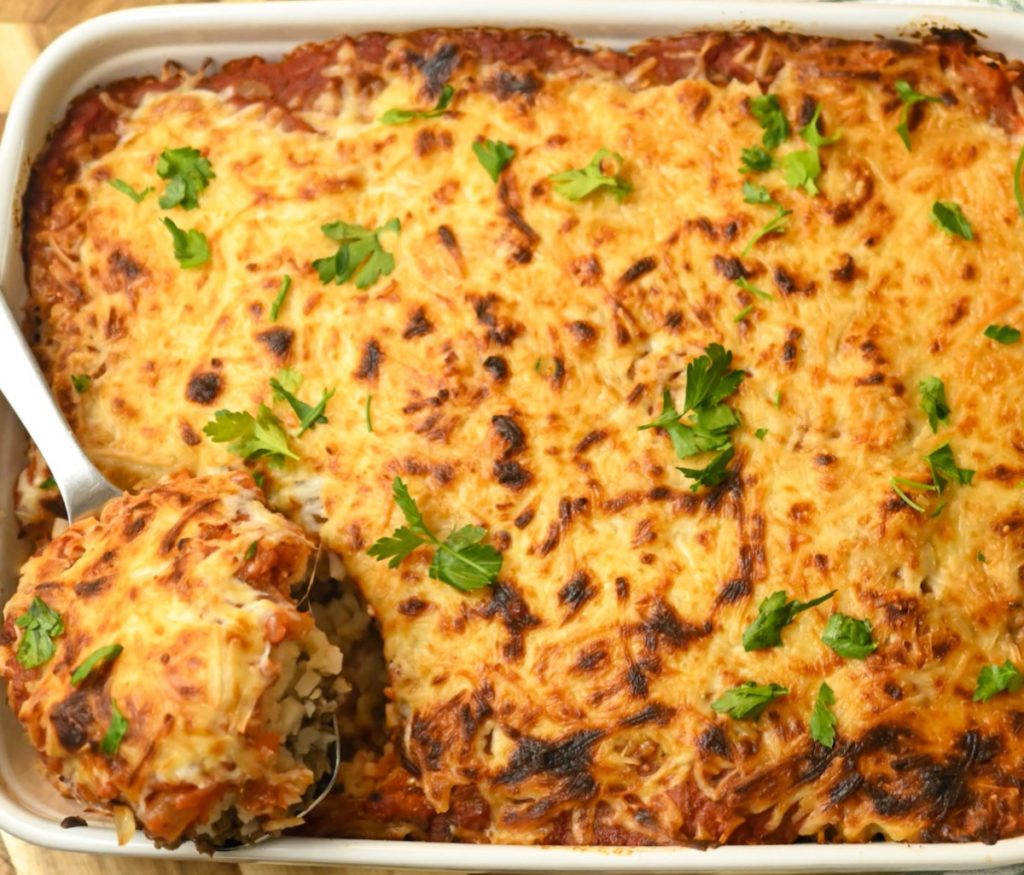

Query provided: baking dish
[3,0,1024,868]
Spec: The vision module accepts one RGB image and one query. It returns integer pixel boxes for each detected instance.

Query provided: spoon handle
[0,286,119,520]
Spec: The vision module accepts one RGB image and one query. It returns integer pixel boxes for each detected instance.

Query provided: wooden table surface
[0,2,461,873]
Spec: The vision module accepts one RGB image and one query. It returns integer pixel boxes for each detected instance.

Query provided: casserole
[5,0,1024,868]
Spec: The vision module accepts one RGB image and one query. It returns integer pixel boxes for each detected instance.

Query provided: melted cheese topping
[1,472,342,846]
[21,29,1024,844]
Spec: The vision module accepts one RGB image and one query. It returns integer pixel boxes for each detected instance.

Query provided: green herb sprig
[743,589,836,651]
[550,148,632,202]
[380,85,454,125]
[368,477,502,591]
[894,80,941,151]
[14,597,64,669]
[711,681,788,721]
[313,218,400,289]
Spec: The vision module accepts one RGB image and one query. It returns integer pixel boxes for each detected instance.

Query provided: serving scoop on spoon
[0,288,343,850]
[0,284,121,521]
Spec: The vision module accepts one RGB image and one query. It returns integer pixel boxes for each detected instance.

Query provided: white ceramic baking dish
[3,1,1024,868]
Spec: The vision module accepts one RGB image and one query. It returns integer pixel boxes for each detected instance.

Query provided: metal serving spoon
[0,286,121,520]
[0,286,342,845]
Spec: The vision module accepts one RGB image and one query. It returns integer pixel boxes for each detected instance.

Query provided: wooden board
[0,1,457,872]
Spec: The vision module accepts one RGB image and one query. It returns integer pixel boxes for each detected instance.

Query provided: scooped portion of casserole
[0,471,344,850]
[15,23,1024,845]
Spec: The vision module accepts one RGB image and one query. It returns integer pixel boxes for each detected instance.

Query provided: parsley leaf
[368,477,502,591]
[473,139,515,182]
[711,681,788,721]
[782,103,840,196]
[739,146,776,174]
[156,147,215,210]
[100,699,128,756]
[550,148,632,202]
[71,643,123,687]
[203,404,298,468]
[741,205,791,257]
[974,659,1023,702]
[684,343,745,411]
[107,178,153,203]
[736,277,772,301]
[161,217,210,268]
[244,540,259,561]
[269,371,335,436]
[985,324,1021,345]
[365,394,374,433]
[379,84,454,124]
[754,427,768,440]
[734,304,754,323]
[313,218,400,289]
[782,149,821,196]
[40,476,56,490]
[70,374,92,394]
[894,80,942,151]
[640,345,744,492]
[742,181,773,205]
[270,274,291,322]
[821,613,877,659]
[742,589,836,651]
[930,201,973,240]
[15,597,64,669]
[926,442,974,491]
[749,94,789,150]
[919,377,951,433]
[809,682,838,748]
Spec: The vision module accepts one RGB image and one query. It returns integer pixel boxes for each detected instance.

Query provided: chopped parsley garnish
[269,370,335,436]
[107,178,153,203]
[15,597,64,669]
[742,180,773,205]
[926,442,974,491]
[985,324,1021,345]
[809,682,838,748]
[639,344,744,491]
[754,428,768,440]
[734,304,754,323]
[772,390,782,408]
[742,589,836,651]
[100,699,128,756]
[270,274,291,322]
[891,443,973,512]
[70,644,123,687]
[821,613,877,659]
[974,659,1023,702]
[739,146,775,174]
[161,217,210,268]
[550,148,632,202]
[244,540,259,561]
[203,404,298,468]
[894,80,942,151]
[978,550,987,563]
[156,147,215,210]
[379,84,454,125]
[749,94,789,150]
[782,103,840,196]
[473,138,515,182]
[70,374,92,394]
[368,477,502,591]
[741,204,791,257]
[930,201,973,240]
[40,476,56,490]
[919,377,951,433]
[711,681,788,721]
[313,218,400,289]
[736,277,772,301]
[365,394,374,433]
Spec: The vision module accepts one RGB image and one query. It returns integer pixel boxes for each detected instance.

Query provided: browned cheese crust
[19,27,1024,844]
